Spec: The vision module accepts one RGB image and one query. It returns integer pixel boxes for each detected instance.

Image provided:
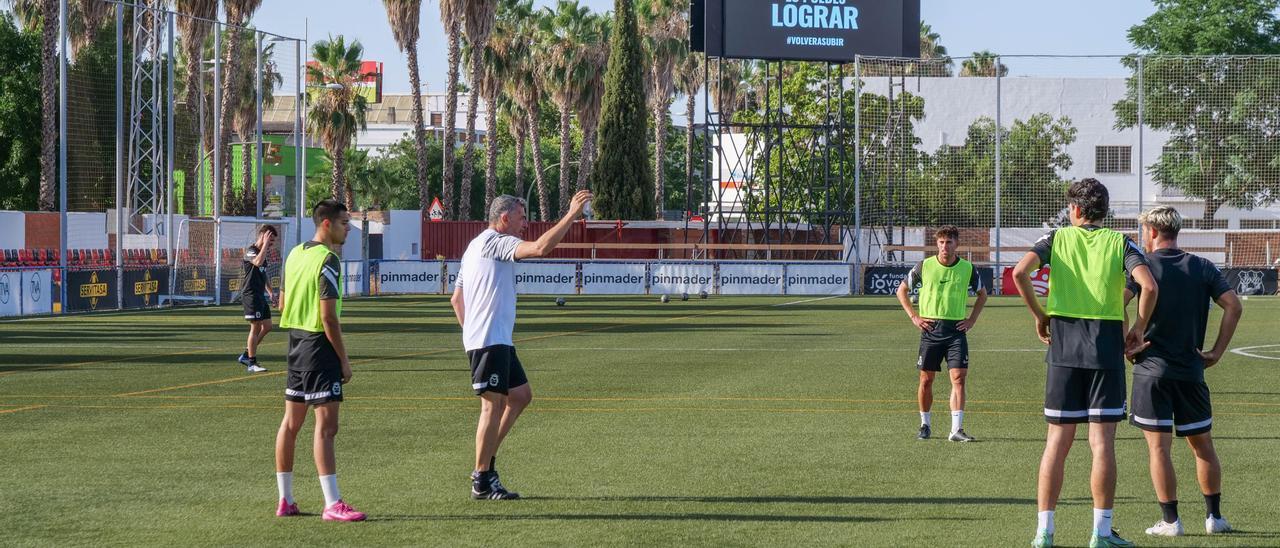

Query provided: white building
[263,92,488,156]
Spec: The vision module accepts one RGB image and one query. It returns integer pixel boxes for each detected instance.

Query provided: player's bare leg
[917,370,935,439]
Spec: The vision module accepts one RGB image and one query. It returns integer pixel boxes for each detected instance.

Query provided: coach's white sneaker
[1205,516,1233,534]
[1145,519,1183,537]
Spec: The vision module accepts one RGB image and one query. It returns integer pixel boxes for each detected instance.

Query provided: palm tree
[638,0,686,219]
[439,0,465,218]
[459,0,497,220]
[216,0,264,215]
[500,5,550,220]
[7,0,111,210]
[674,49,702,214]
[708,58,757,126]
[474,0,530,214]
[960,50,1008,77]
[914,20,952,77]
[233,33,281,214]
[382,0,430,211]
[176,0,218,216]
[307,35,370,209]
[573,13,610,194]
[497,94,527,201]
[539,0,592,216]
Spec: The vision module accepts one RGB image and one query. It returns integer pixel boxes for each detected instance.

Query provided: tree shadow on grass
[531,495,1035,506]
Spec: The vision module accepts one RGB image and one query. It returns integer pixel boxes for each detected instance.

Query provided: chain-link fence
[703,54,1280,284]
[54,0,305,312]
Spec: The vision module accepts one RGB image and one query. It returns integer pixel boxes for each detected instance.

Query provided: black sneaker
[948,429,975,442]
[237,351,252,367]
[917,424,931,440]
[471,471,520,500]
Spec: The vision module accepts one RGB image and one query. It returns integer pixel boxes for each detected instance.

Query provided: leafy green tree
[591,0,652,220]
[1114,0,1280,221]
[0,13,40,210]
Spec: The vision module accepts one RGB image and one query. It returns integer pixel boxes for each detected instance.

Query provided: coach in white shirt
[451,189,591,500]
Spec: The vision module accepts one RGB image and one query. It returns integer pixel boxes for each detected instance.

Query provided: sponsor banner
[516,262,577,295]
[649,263,715,295]
[580,263,647,294]
[445,261,461,293]
[1224,268,1278,296]
[863,265,995,296]
[123,267,170,309]
[786,264,852,295]
[22,269,53,315]
[375,260,444,295]
[862,266,910,296]
[0,271,19,316]
[343,261,364,297]
[178,266,215,300]
[718,263,785,295]
[1001,265,1050,296]
[66,269,118,312]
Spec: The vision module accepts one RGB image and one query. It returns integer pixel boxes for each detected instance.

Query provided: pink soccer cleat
[276,499,300,517]
[321,500,366,522]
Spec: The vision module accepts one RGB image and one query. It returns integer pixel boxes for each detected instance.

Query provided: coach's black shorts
[1044,365,1126,424]
[243,294,271,321]
[469,344,528,396]
[917,320,968,372]
[1129,373,1213,436]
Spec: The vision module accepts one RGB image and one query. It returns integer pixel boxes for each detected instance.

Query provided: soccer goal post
[170,218,296,307]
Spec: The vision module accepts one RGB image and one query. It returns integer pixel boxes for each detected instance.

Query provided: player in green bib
[1013,179,1159,548]
[272,199,365,522]
[897,226,987,442]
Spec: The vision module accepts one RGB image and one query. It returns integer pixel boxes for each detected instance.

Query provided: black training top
[241,245,269,300]
[1126,248,1231,381]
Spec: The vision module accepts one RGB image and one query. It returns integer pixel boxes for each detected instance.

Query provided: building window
[1096,146,1132,174]
[430,112,443,126]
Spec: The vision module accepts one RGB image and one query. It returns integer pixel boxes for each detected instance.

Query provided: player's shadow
[534,495,1036,506]
[370,512,975,524]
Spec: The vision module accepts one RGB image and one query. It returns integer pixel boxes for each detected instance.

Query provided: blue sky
[249,0,1160,93]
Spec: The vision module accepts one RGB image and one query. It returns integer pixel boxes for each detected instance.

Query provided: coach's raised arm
[516,190,593,259]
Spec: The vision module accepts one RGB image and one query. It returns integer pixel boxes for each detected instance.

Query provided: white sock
[1037,510,1055,533]
[319,474,341,508]
[951,410,964,434]
[1093,508,1113,536]
[276,472,294,504]
[920,411,931,427]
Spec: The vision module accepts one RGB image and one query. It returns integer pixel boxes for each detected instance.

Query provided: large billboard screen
[697,0,920,62]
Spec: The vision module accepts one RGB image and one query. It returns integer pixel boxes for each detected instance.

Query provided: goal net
[171,218,296,306]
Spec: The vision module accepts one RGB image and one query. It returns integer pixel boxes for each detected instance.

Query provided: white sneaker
[1145,519,1183,536]
[1205,516,1232,534]
[246,364,268,373]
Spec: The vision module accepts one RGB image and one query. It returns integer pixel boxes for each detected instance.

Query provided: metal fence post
[213,25,222,306]
[115,3,125,310]
[255,31,264,218]
[166,12,176,304]
[853,55,862,294]
[994,56,1003,294]
[57,0,68,312]
[1137,55,1145,242]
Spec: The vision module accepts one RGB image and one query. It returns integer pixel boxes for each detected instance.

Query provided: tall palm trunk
[557,106,572,216]
[527,108,550,221]
[514,131,526,201]
[39,0,56,211]
[684,92,695,214]
[331,147,346,207]
[484,86,499,214]
[653,100,670,219]
[218,31,243,215]
[460,53,484,220]
[575,124,596,192]
[240,139,254,213]
[406,44,429,211]
[441,18,461,218]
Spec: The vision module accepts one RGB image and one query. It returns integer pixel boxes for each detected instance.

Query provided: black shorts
[284,367,344,405]
[285,331,343,404]
[243,295,271,321]
[1043,366,1126,424]
[1129,374,1213,436]
[469,344,528,396]
[917,320,968,371]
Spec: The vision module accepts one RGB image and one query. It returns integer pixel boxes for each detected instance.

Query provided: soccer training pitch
[3,295,1278,546]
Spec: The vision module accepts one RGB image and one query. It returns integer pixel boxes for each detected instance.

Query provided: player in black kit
[238,225,278,373]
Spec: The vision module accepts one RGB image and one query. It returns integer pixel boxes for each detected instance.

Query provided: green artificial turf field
[2,295,1278,546]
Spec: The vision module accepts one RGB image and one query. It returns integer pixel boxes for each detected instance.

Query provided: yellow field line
[0,405,47,414]
[3,402,1278,419]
